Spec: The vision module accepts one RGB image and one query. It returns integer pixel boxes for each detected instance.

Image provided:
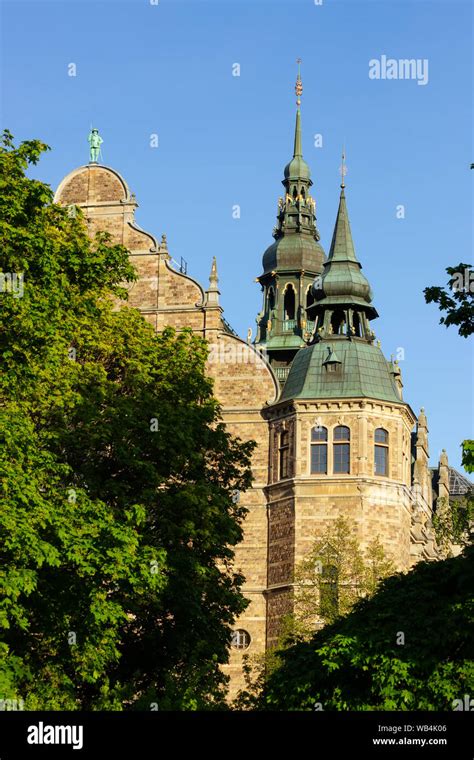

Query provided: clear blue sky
[1,0,472,471]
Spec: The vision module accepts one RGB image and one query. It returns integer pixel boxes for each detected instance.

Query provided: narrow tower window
[306,286,315,310]
[267,287,275,311]
[374,428,389,476]
[284,285,296,320]
[279,430,290,479]
[352,312,361,337]
[310,426,328,474]
[333,425,350,474]
[331,310,346,335]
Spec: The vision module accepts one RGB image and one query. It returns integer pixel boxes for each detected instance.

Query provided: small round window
[231,629,251,650]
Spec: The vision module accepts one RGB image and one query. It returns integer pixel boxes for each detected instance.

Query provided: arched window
[319,564,339,619]
[267,287,275,311]
[374,428,389,476]
[292,186,297,199]
[306,287,315,310]
[301,187,306,199]
[279,430,290,479]
[284,284,295,320]
[333,425,350,474]
[331,309,346,335]
[310,426,328,474]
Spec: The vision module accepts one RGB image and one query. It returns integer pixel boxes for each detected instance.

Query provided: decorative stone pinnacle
[205,256,220,306]
[418,408,428,428]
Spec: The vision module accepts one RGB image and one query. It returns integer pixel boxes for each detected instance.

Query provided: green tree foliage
[432,444,473,552]
[433,496,473,553]
[423,257,473,549]
[424,264,474,338]
[462,440,474,473]
[289,517,394,636]
[234,518,393,708]
[258,546,474,710]
[0,132,254,709]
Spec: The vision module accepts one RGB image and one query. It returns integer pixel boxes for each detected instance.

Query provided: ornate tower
[255,64,325,383]
[308,160,378,346]
[263,168,420,647]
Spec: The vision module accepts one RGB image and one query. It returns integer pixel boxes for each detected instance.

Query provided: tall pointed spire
[254,64,325,372]
[293,59,303,158]
[284,60,310,182]
[311,164,378,338]
[293,110,303,159]
[327,178,358,264]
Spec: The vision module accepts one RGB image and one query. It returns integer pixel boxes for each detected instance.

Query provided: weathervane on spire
[339,145,347,188]
[295,58,303,107]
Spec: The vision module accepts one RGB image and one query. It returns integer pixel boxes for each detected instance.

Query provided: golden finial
[295,58,303,106]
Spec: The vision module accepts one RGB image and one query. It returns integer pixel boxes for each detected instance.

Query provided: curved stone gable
[207,333,278,410]
[54,164,130,205]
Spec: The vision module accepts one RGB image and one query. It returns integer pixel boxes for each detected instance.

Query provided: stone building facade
[54,80,470,699]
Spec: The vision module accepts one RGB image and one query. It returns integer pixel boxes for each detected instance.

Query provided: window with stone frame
[333,425,350,474]
[374,427,389,476]
[279,429,290,479]
[310,425,328,474]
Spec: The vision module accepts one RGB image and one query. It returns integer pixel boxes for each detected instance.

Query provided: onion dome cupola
[255,61,326,383]
[280,162,402,405]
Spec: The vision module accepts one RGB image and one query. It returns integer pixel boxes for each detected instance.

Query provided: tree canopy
[258,546,474,711]
[0,132,254,709]
[424,263,474,338]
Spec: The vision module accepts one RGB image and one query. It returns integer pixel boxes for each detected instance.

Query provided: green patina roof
[284,109,311,181]
[263,234,325,275]
[327,187,358,264]
[260,99,325,278]
[265,333,304,350]
[280,338,401,403]
[314,188,373,308]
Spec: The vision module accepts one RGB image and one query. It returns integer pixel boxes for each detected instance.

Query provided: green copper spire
[254,62,326,374]
[313,153,375,312]
[293,60,303,158]
[293,108,303,158]
[327,185,358,264]
[284,59,310,181]
[280,149,401,405]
